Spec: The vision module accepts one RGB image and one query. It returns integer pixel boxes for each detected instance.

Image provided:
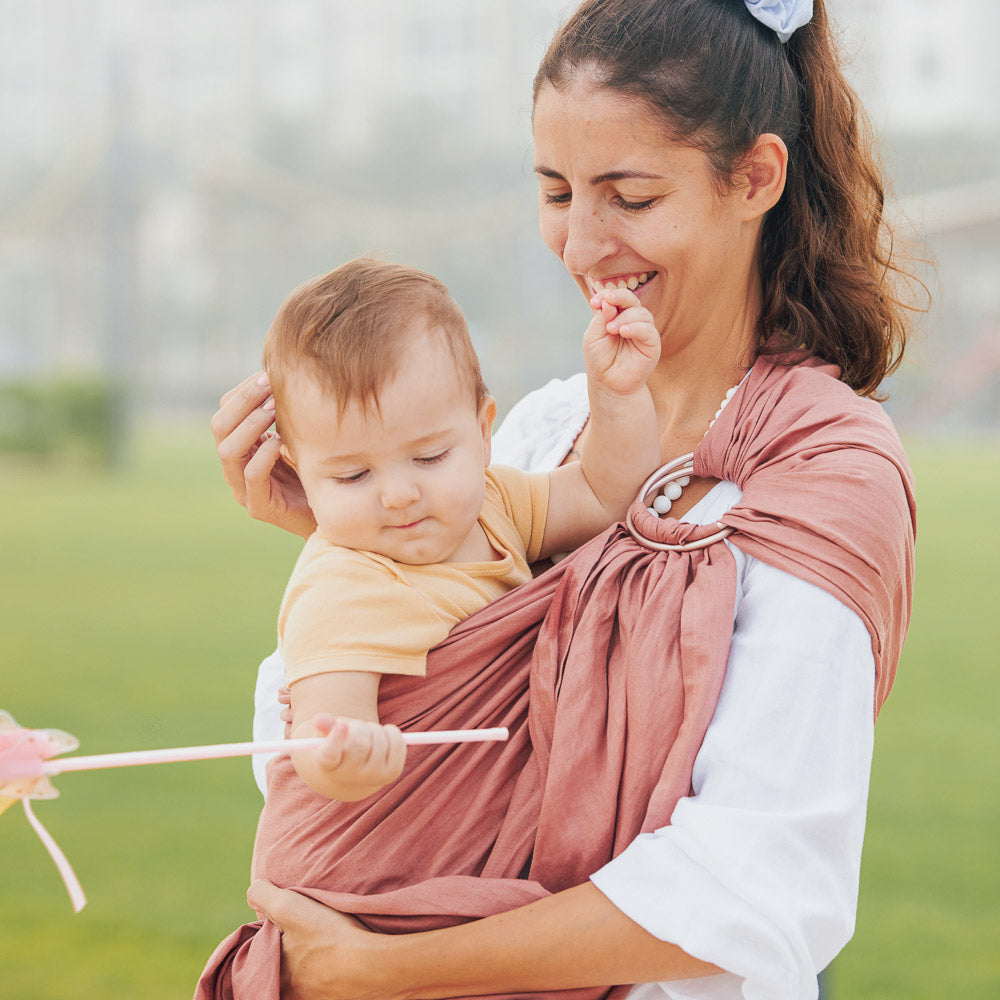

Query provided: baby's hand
[310,713,406,800]
[583,286,661,396]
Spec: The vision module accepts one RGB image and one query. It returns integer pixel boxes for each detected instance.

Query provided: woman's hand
[278,685,294,737]
[248,878,719,1000]
[210,372,317,538]
[248,880,387,1000]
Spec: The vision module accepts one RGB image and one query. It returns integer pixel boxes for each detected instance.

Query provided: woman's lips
[590,271,655,294]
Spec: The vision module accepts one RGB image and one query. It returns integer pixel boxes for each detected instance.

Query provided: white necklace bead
[652,494,673,514]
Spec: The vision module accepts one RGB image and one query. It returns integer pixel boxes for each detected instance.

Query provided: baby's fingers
[616,321,661,363]
[373,724,407,779]
[606,304,654,334]
[589,286,641,314]
[347,722,404,776]
[315,717,351,769]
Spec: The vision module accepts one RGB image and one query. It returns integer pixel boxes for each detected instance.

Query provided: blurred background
[1,1,998,998]
[1,0,998,443]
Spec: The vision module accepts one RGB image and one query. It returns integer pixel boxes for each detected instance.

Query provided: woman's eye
[613,196,656,212]
[542,191,571,206]
[416,450,450,466]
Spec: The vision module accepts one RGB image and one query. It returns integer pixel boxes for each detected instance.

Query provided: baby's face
[284,328,494,565]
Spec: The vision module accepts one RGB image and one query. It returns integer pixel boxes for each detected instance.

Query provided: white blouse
[252,374,876,1000]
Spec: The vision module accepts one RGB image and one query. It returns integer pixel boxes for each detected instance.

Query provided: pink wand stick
[40,728,509,776]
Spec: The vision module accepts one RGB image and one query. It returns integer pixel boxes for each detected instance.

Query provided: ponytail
[761,1,915,396]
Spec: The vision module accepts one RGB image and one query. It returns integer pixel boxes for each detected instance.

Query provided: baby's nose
[380,475,420,510]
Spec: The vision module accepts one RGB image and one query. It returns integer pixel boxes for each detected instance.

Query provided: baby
[262,256,660,802]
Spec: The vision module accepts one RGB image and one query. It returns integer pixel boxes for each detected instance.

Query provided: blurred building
[0,0,997,428]
[834,0,1000,430]
[839,0,1000,135]
[0,0,573,415]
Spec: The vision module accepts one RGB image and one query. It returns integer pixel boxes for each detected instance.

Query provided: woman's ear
[738,133,788,219]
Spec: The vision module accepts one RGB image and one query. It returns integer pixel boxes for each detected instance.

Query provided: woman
[211,1,917,997]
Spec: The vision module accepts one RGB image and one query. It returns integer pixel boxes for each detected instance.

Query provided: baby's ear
[278,438,297,469]
[479,395,497,464]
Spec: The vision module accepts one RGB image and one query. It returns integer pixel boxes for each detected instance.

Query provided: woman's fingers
[247,880,373,1000]
[247,878,336,936]
[211,372,272,444]
[242,432,284,514]
[247,878,286,924]
[211,370,318,534]
[211,372,278,509]
[219,369,269,410]
[278,686,294,733]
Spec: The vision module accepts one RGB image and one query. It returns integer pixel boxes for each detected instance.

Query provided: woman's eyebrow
[591,169,666,184]
[534,165,667,185]
[534,165,565,181]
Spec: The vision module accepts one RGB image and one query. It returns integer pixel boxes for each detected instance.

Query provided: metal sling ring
[625,453,736,552]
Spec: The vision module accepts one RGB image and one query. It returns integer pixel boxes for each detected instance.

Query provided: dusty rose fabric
[195,354,915,1000]
[699,354,915,713]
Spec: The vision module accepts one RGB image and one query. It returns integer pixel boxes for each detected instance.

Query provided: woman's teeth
[593,272,651,293]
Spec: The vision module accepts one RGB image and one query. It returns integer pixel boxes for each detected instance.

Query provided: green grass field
[1,429,997,999]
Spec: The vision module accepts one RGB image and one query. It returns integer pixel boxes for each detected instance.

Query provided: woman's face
[533,77,761,361]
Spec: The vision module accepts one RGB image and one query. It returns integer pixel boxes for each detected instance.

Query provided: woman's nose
[560,202,617,277]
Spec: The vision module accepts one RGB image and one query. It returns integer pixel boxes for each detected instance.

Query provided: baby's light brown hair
[263,257,488,442]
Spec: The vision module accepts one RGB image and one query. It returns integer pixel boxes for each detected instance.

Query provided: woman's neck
[645,266,761,460]
[647,332,756,461]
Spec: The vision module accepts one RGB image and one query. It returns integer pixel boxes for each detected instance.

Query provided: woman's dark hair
[535,0,921,397]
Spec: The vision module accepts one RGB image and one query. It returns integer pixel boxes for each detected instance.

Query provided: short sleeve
[484,465,550,564]
[280,549,453,685]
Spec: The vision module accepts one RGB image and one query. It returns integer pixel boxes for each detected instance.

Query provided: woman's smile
[589,271,656,295]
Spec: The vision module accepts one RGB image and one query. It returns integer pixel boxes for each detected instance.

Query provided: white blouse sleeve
[590,547,876,1000]
[250,648,288,794]
[491,373,589,471]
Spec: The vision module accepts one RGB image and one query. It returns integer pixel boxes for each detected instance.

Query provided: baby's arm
[288,670,406,801]
[540,287,660,557]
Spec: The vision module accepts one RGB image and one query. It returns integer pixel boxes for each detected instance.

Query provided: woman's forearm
[363,882,720,999]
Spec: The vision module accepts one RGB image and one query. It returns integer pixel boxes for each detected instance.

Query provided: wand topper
[0,709,507,912]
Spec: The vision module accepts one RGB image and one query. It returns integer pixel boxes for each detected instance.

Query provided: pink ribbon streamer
[22,798,87,912]
[2,724,507,911]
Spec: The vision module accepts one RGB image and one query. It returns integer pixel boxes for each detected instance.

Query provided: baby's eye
[333,470,368,484]
[416,450,450,466]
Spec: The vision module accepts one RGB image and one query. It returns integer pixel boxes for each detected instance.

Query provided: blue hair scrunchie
[743,0,813,43]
